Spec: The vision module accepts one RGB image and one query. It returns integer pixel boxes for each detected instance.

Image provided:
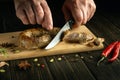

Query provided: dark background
[0,0,120,33]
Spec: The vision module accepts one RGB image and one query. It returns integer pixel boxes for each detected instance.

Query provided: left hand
[62,0,96,25]
[14,0,53,30]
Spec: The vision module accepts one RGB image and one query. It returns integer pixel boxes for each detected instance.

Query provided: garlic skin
[0,61,9,68]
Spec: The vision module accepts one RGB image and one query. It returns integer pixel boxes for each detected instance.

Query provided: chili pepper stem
[97,57,105,66]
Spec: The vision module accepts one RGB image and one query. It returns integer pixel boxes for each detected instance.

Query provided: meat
[86,38,105,47]
[63,30,105,47]
[63,30,94,44]
[19,27,60,49]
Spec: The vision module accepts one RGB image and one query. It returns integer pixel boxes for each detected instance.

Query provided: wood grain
[0,25,104,61]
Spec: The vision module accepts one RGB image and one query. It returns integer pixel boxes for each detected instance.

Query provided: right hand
[14,0,53,30]
[62,0,96,25]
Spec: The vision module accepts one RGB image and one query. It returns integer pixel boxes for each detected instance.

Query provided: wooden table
[0,11,119,80]
[0,2,120,80]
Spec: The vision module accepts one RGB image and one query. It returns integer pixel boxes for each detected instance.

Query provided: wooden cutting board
[0,25,104,61]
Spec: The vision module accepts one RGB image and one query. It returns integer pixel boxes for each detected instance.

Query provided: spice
[33,58,38,62]
[97,41,119,66]
[108,42,120,62]
[57,57,62,61]
[80,56,84,59]
[49,59,54,62]
[89,56,93,59]
[0,69,5,72]
[75,54,79,57]
[11,36,15,38]
[37,63,40,67]
[41,64,45,68]
[0,43,17,48]
[0,61,9,67]
[14,50,20,53]
[18,60,31,70]
[0,48,8,57]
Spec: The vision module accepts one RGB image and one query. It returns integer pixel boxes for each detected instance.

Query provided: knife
[45,20,74,49]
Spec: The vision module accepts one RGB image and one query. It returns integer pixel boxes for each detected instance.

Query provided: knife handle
[68,20,74,28]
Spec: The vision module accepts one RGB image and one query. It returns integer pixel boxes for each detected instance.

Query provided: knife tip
[44,46,52,50]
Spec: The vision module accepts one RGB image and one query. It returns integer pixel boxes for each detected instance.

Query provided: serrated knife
[45,20,73,49]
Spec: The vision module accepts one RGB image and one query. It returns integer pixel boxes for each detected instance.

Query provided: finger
[16,10,29,25]
[71,7,83,25]
[33,2,44,24]
[87,4,96,21]
[81,7,87,24]
[41,1,53,30]
[62,5,71,22]
[24,3,36,24]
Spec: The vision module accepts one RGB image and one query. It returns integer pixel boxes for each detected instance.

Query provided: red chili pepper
[108,42,120,62]
[41,64,45,68]
[97,41,119,66]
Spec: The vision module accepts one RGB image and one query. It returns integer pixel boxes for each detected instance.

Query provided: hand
[62,0,96,25]
[14,0,53,30]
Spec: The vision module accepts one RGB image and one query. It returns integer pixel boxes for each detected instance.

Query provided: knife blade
[45,20,73,49]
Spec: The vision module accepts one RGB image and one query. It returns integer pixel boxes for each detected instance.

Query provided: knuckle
[31,0,37,3]
[83,19,87,24]
[41,0,47,3]
[76,16,82,22]
[73,0,79,8]
[19,15,27,22]
[89,3,96,10]
[16,13,24,20]
[91,2,96,9]
[72,0,77,5]
[88,3,92,9]
[38,10,44,14]
[29,13,35,19]
[93,4,96,10]
[77,18,82,23]
[37,10,44,17]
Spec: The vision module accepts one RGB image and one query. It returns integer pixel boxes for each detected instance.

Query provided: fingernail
[49,26,53,30]
[47,25,53,30]
[42,23,53,30]
[24,23,29,25]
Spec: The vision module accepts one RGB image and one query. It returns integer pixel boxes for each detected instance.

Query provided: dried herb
[11,49,21,53]
[11,36,15,38]
[75,54,79,57]
[0,48,8,57]
[33,58,38,62]
[89,56,93,59]
[0,42,17,48]
[0,69,5,72]
[49,59,54,62]
[80,56,84,59]
[37,63,40,67]
[18,60,31,70]
[0,61,9,67]
[57,57,62,61]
